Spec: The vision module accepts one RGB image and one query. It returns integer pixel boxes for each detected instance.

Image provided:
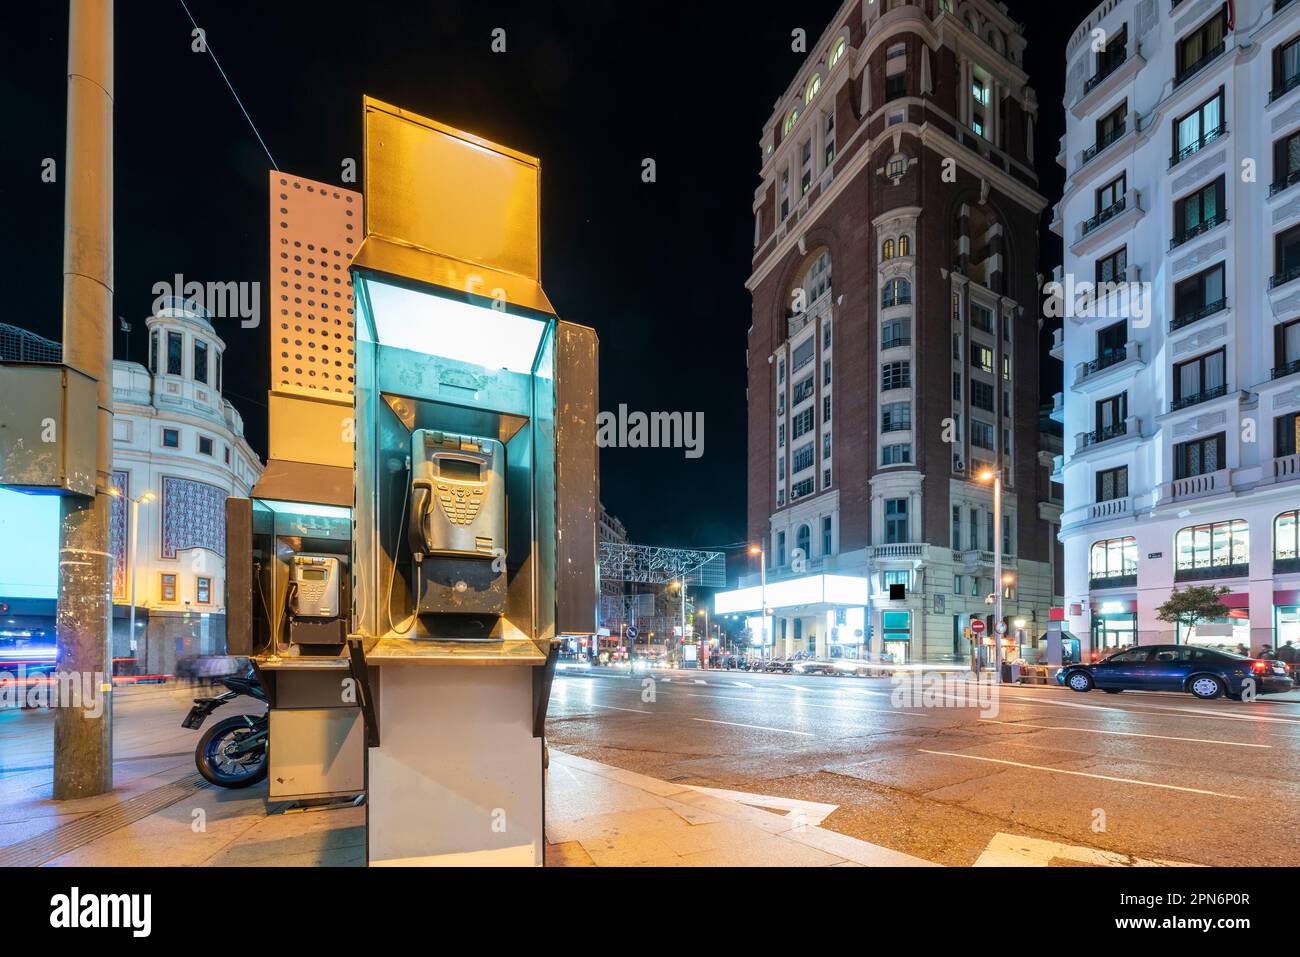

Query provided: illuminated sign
[0,489,58,599]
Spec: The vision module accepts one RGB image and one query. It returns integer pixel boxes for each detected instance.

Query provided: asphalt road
[545,667,1300,866]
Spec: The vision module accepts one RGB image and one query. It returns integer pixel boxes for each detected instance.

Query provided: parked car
[1056,644,1294,700]
[762,657,793,674]
[792,658,838,676]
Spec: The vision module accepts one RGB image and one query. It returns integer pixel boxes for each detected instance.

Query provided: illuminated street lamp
[749,544,767,658]
[108,488,156,662]
[976,466,1003,680]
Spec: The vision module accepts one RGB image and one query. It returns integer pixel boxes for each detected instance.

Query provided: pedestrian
[1277,641,1296,664]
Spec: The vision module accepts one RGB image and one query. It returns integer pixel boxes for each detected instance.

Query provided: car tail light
[1250,660,1271,674]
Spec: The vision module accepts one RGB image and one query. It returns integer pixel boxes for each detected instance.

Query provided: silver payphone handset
[408,430,507,561]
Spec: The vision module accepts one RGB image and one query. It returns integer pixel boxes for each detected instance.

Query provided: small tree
[1155,585,1230,641]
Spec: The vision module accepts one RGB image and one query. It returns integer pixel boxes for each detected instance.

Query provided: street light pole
[750,545,767,659]
[993,469,1004,681]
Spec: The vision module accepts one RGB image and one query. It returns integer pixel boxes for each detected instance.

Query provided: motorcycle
[181,667,269,788]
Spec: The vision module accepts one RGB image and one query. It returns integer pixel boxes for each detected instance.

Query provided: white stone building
[1054,0,1300,656]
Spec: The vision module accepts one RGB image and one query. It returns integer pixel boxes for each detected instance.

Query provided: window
[162,428,179,449]
[198,435,214,456]
[952,506,962,550]
[796,524,811,558]
[1175,6,1227,85]
[1173,348,1226,409]
[1175,518,1249,578]
[882,238,896,260]
[1093,102,1127,155]
[148,332,158,374]
[971,380,995,412]
[1276,510,1300,563]
[1094,392,1127,435]
[1275,411,1300,456]
[881,277,911,307]
[777,531,786,566]
[823,432,831,458]
[792,338,815,371]
[1273,32,1300,100]
[882,318,910,349]
[791,477,814,501]
[952,372,962,401]
[883,570,910,591]
[805,73,821,103]
[792,443,814,474]
[823,359,831,386]
[881,402,911,434]
[778,424,785,448]
[780,169,790,220]
[969,508,980,551]
[1096,247,1127,284]
[784,108,800,135]
[970,419,995,450]
[1277,319,1300,376]
[1095,24,1127,77]
[193,340,208,384]
[161,573,177,602]
[829,37,846,71]
[1172,263,1225,329]
[885,73,907,101]
[792,407,814,439]
[970,303,994,333]
[778,455,785,479]
[823,467,831,488]
[1174,432,1225,479]
[970,344,993,374]
[1273,128,1300,194]
[800,139,813,194]
[1171,89,1224,165]
[1274,224,1300,286]
[1096,172,1126,215]
[793,374,815,404]
[778,359,786,383]
[1096,321,1126,365]
[166,331,182,376]
[882,443,911,465]
[884,498,908,544]
[1173,176,1224,247]
[822,516,833,556]
[1002,514,1014,555]
[1089,537,1137,582]
[1001,355,1010,380]
[1096,466,1128,502]
[215,353,222,393]
[196,576,211,604]
[898,234,910,256]
[823,395,831,422]
[823,322,832,349]
[824,110,835,166]
[882,361,911,390]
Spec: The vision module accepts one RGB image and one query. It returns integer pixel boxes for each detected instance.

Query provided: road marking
[973,832,1199,868]
[981,718,1271,749]
[732,682,754,689]
[693,679,706,685]
[917,749,1248,799]
[781,684,808,692]
[693,717,813,736]
[684,785,839,824]
[996,689,1300,725]
[591,704,653,715]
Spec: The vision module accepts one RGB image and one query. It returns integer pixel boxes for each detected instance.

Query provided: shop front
[1274,589,1300,658]
[1089,598,1136,656]
[713,573,871,660]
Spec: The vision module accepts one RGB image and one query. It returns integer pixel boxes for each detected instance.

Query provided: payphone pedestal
[364,638,550,867]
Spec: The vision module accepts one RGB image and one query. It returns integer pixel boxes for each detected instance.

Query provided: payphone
[287,552,347,646]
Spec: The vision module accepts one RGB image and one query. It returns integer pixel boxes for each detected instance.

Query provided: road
[544,667,1300,866]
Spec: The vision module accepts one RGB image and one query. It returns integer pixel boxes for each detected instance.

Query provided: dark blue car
[1056,644,1295,700]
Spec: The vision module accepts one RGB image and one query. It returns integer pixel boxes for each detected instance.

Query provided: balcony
[881,334,911,350]
[1275,453,1300,480]
[1089,572,1136,590]
[868,543,929,562]
[1270,71,1300,105]
[1050,327,1064,362]
[1079,124,1127,169]
[1169,213,1224,251]
[1174,561,1248,583]
[1074,342,1144,392]
[1088,497,1130,521]
[1273,358,1300,380]
[958,549,1017,570]
[1051,391,1065,423]
[1276,556,1300,574]
[1169,124,1225,168]
[1270,262,1300,290]
[1072,190,1141,256]
[1170,382,1228,412]
[1173,43,1225,90]
[1269,167,1300,198]
[1170,467,1228,501]
[1075,416,1137,454]
[1169,297,1226,332]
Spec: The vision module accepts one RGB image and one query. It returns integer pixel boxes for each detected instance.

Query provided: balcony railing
[1084,346,1128,376]
[1088,497,1130,521]
[1171,468,1226,499]
[1276,453,1300,479]
[1169,124,1225,167]
[1082,196,1127,236]
[1170,297,1226,331]
[1276,556,1300,574]
[1270,262,1300,289]
[1089,572,1136,590]
[1270,167,1300,197]
[881,293,912,308]
[1170,213,1223,250]
[1270,70,1300,104]
[882,335,911,350]
[868,543,928,561]
[1083,53,1128,96]
[1081,124,1126,166]
[1081,421,1128,448]
[1175,561,1248,583]
[1174,43,1225,89]
[1170,383,1227,412]
[1273,358,1300,380]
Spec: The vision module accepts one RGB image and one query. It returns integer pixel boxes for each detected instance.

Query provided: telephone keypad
[436,482,485,527]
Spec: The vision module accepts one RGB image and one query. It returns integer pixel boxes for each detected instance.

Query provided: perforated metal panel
[269,172,362,395]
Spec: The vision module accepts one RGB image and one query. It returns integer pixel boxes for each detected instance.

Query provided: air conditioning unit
[953,456,965,472]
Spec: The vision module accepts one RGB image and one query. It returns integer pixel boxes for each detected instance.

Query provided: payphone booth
[348,99,598,866]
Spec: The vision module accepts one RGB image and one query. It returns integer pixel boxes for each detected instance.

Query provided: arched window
[784,107,800,135]
[1175,519,1249,580]
[829,38,847,71]
[796,524,811,558]
[798,250,833,303]
[1276,510,1300,564]
[1089,537,1137,584]
[899,234,911,256]
[882,238,896,260]
[881,277,911,308]
[805,74,822,103]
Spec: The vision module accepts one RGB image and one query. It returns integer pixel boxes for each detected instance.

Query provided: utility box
[0,363,98,497]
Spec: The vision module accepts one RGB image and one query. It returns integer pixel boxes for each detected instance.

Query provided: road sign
[995,621,1007,636]
[970,619,985,635]
[625,626,638,639]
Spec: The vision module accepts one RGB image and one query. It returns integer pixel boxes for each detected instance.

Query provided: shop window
[160,573,177,602]
[1089,537,1137,587]
[1276,510,1300,572]
[196,576,211,604]
[1174,518,1248,581]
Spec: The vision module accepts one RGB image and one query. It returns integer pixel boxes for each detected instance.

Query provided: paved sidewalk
[544,749,936,867]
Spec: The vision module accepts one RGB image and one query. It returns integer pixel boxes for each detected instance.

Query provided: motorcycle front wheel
[196,715,268,788]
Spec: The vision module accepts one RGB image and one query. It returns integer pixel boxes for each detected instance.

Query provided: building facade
[1055,0,1300,656]
[111,299,262,671]
[732,0,1059,663]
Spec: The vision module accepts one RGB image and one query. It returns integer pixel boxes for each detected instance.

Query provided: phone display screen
[438,458,482,482]
[300,568,327,581]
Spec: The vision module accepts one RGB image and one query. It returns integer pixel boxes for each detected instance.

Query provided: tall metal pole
[128,497,138,659]
[993,472,1004,682]
[55,0,115,799]
[758,548,767,659]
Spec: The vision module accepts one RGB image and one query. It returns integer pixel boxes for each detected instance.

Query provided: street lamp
[976,466,1003,680]
[749,544,767,658]
[108,488,155,666]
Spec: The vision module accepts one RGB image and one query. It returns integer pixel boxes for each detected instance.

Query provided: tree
[1155,585,1230,640]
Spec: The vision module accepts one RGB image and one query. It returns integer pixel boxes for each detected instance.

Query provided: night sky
[1,0,1095,549]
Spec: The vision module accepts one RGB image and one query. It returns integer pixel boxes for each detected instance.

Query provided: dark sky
[1,0,1092,549]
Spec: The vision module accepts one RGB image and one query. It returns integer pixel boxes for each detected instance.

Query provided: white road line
[981,718,1271,748]
[732,682,754,688]
[685,690,932,718]
[684,784,839,824]
[781,684,808,692]
[694,717,813,736]
[917,749,1249,799]
[693,679,706,685]
[995,691,1300,725]
[591,704,653,714]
